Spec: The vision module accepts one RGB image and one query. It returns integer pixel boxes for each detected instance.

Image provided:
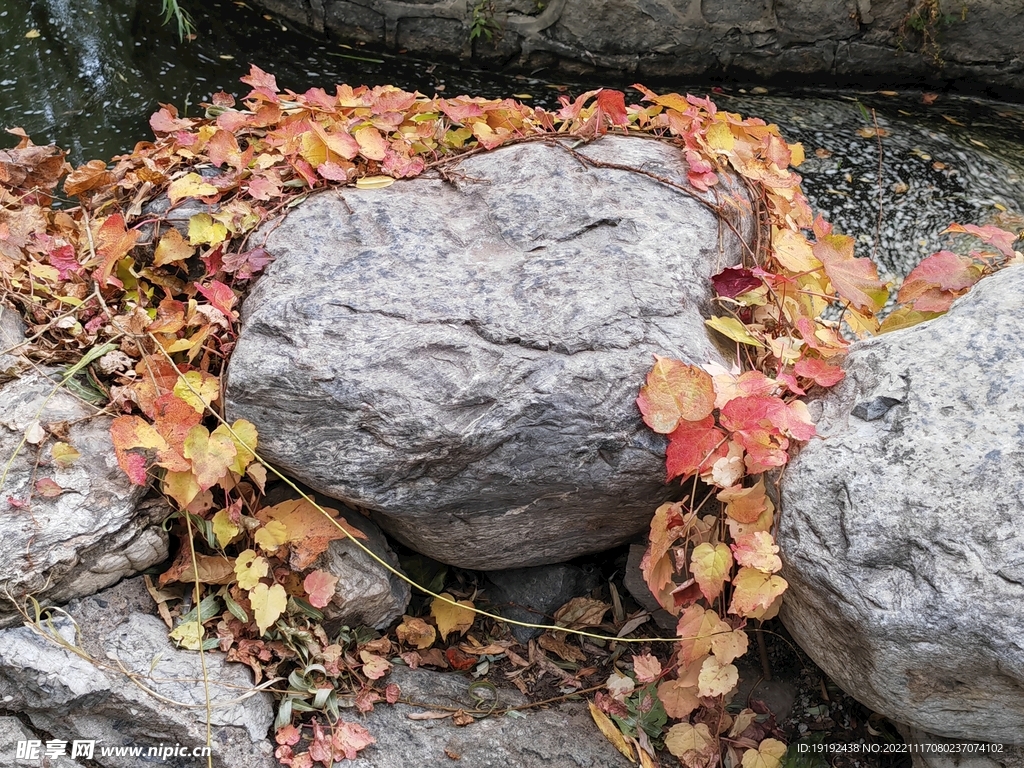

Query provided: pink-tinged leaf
[732,531,783,573]
[632,653,663,684]
[354,125,388,161]
[110,415,169,485]
[898,250,981,312]
[331,721,375,761]
[246,173,283,201]
[666,416,728,481]
[712,266,762,298]
[439,98,485,122]
[637,356,716,434]
[359,651,392,681]
[196,280,238,318]
[303,569,339,608]
[812,233,888,313]
[316,160,351,181]
[222,246,273,280]
[275,724,301,746]
[944,222,1018,259]
[240,64,280,102]
[729,567,788,617]
[34,478,63,498]
[149,105,194,134]
[595,89,629,127]
[794,356,845,387]
[48,243,80,279]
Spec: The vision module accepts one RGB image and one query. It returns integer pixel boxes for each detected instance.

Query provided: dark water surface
[2,0,1023,278]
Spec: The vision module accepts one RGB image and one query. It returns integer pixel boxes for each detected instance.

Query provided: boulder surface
[226,136,748,569]
[778,265,1024,744]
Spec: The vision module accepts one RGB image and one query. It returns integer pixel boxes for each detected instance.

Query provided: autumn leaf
[64,159,114,197]
[110,415,170,484]
[431,593,475,641]
[794,356,845,387]
[712,266,762,298]
[162,469,201,508]
[732,531,783,573]
[665,722,715,766]
[173,370,220,414]
[257,498,367,570]
[729,567,788,617]
[717,478,768,524]
[553,596,609,629]
[169,619,204,650]
[698,655,738,697]
[396,616,437,649]
[657,679,700,719]
[771,227,821,272]
[254,520,288,552]
[250,582,287,634]
[234,549,269,590]
[632,653,662,684]
[354,125,388,161]
[676,604,723,667]
[742,739,788,768]
[187,213,228,246]
[710,627,749,665]
[153,228,195,267]
[50,441,81,467]
[183,424,237,491]
[636,356,715,433]
[331,721,375,761]
[212,508,241,548]
[34,478,63,498]
[665,416,728,480]
[92,213,139,286]
[196,279,238,318]
[898,250,981,312]
[706,316,766,348]
[301,569,338,608]
[169,173,219,204]
[359,651,393,680]
[812,233,888,313]
[588,701,635,762]
[944,222,1018,259]
[690,542,732,602]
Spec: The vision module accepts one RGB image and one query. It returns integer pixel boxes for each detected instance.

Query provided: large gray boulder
[0,577,276,768]
[778,265,1024,744]
[0,370,169,627]
[226,136,749,570]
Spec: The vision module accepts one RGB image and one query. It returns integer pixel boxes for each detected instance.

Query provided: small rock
[0,370,169,627]
[622,542,677,631]
[485,562,600,643]
[0,304,29,383]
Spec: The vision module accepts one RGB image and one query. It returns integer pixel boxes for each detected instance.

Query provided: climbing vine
[0,65,1019,767]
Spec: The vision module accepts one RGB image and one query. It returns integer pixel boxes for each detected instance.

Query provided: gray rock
[247,0,1024,92]
[0,715,87,767]
[896,724,1024,768]
[778,265,1024,744]
[226,135,748,570]
[622,543,676,631]
[0,370,169,627]
[0,304,29,383]
[485,562,600,643]
[0,577,276,768]
[263,484,411,630]
[336,665,632,767]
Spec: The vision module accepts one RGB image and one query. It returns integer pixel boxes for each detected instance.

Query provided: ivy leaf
[729,567,788,617]
[632,653,663,684]
[710,628,749,665]
[944,222,1018,259]
[898,250,981,312]
[690,542,732,602]
[331,721,375,762]
[254,519,288,552]
[812,233,888,313]
[732,532,783,573]
[212,508,241,549]
[196,279,238,318]
[706,316,766,348]
[169,619,204,650]
[172,370,220,414]
[664,722,715,766]
[153,228,195,267]
[697,655,738,698]
[50,441,81,467]
[794,356,845,387]
[636,356,715,433]
[162,469,201,508]
[396,616,437,649]
[257,498,367,570]
[657,679,700,719]
[183,424,237,491]
[169,173,219,204]
[665,416,728,481]
[712,266,762,298]
[188,213,228,246]
[35,478,63,498]
[110,415,169,485]
[430,593,475,641]
[741,739,788,768]
[354,125,388,161]
[717,478,768,524]
[301,573,337,610]
[250,582,287,635]
[234,549,269,590]
[92,213,139,286]
[359,651,393,680]
[676,604,720,667]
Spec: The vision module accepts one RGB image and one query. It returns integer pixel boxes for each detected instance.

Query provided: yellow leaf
[710,628,749,665]
[25,29,41,39]
[729,567,788,617]
[254,519,288,552]
[587,701,636,763]
[247,463,267,492]
[168,172,219,204]
[353,125,388,161]
[430,593,475,641]
[697,655,738,698]
[162,469,200,508]
[657,678,700,719]
[153,228,195,266]
[771,228,821,273]
[705,120,734,152]
[788,142,805,167]
[188,213,229,246]
[212,508,241,549]
[51,441,81,467]
[173,370,220,414]
[742,738,788,768]
[706,316,766,348]
[234,549,269,590]
[257,498,367,570]
[183,425,237,491]
[396,616,437,649]
[355,175,394,189]
[169,619,203,650]
[690,542,732,602]
[665,722,715,764]
[250,582,287,635]
[224,419,258,473]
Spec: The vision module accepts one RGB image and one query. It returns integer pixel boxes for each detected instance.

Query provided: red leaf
[595,89,629,127]
[665,416,728,481]
[711,266,761,298]
[812,233,888,313]
[794,357,845,387]
[196,280,238,318]
[445,647,475,671]
[944,223,1017,259]
[240,64,280,103]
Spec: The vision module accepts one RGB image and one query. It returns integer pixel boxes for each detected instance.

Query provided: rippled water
[2,0,1023,279]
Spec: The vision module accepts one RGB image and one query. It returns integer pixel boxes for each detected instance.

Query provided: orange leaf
[303,569,339,608]
[110,416,169,484]
[657,678,700,719]
[92,213,139,286]
[637,356,716,433]
[717,479,768,524]
[812,233,888,313]
[257,498,367,570]
[729,567,788,617]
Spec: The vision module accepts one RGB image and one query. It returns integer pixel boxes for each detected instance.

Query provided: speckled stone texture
[779,265,1024,744]
[226,136,750,570]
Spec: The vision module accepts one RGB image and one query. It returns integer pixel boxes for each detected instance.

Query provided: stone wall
[249,0,1024,94]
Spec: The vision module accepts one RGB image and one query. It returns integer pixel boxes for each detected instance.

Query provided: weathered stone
[0,577,276,768]
[337,665,633,767]
[249,0,1024,93]
[778,265,1024,744]
[263,484,411,630]
[622,543,676,631]
[0,715,87,767]
[484,562,600,642]
[226,136,749,570]
[0,370,169,627]
[896,724,1024,768]
[0,304,29,383]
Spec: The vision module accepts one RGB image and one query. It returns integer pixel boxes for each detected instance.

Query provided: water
[2,0,1023,279]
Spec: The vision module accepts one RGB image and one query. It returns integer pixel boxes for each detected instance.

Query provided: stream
[2,0,1023,280]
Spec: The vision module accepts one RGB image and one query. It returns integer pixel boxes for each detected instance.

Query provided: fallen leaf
[431,593,475,640]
